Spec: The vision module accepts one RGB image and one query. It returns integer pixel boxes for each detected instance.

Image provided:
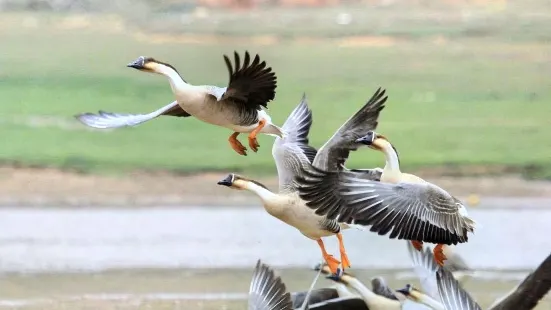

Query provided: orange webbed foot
[411,240,424,252]
[247,119,266,153]
[337,233,351,269]
[433,244,447,266]
[324,254,341,275]
[228,132,247,156]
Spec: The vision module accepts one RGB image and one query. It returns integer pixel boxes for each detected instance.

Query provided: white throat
[348,278,399,308]
[244,181,277,203]
[155,64,190,94]
[378,140,402,181]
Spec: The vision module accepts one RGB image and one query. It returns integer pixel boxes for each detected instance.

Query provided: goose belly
[178,98,259,133]
[264,200,335,240]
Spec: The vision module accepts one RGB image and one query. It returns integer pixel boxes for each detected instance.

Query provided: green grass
[0,14,550,178]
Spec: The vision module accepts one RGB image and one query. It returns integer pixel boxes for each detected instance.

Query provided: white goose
[75,51,284,156]
[295,130,477,266]
[217,89,387,275]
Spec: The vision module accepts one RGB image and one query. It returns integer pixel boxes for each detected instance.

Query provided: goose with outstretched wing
[217,89,387,276]
[296,130,477,266]
[76,51,283,156]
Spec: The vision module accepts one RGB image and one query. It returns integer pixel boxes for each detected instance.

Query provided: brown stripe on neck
[156,61,187,83]
[248,179,269,190]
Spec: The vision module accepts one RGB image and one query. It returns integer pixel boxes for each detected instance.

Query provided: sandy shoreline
[1,167,551,207]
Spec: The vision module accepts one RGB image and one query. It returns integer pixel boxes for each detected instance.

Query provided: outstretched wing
[272,94,318,192]
[488,252,551,310]
[208,51,277,111]
[436,267,482,310]
[75,100,190,129]
[407,242,440,301]
[311,87,387,172]
[297,169,475,244]
[248,260,293,310]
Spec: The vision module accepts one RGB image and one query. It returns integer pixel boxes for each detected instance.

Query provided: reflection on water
[0,207,550,273]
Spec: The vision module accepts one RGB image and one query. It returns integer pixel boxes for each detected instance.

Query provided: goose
[75,51,283,156]
[217,88,387,275]
[434,251,551,310]
[295,130,477,266]
[318,263,432,309]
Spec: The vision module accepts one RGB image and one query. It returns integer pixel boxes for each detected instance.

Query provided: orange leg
[411,240,424,251]
[228,132,247,156]
[316,238,340,275]
[433,244,447,266]
[248,119,266,152]
[336,233,351,269]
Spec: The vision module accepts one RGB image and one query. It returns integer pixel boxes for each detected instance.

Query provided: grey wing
[272,94,317,192]
[371,277,399,300]
[307,297,369,310]
[297,169,475,245]
[75,101,190,129]
[488,252,551,310]
[407,242,440,301]
[436,267,482,310]
[312,87,387,172]
[346,167,383,181]
[249,260,293,310]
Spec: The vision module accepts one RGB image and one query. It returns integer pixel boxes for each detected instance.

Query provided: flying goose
[295,130,476,266]
[217,89,387,275]
[435,251,551,310]
[75,51,283,156]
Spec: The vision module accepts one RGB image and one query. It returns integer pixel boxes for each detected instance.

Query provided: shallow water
[0,206,550,309]
[0,206,550,272]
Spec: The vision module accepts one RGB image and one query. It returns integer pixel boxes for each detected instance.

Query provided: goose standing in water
[217,89,387,275]
[433,251,551,310]
[75,51,283,156]
[296,130,476,266]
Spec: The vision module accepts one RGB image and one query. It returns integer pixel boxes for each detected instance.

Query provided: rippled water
[0,206,550,273]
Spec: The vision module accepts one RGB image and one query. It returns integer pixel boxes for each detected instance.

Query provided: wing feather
[272,94,317,192]
[248,260,293,310]
[211,51,277,112]
[75,101,190,129]
[436,267,482,310]
[312,87,387,172]
[296,168,476,245]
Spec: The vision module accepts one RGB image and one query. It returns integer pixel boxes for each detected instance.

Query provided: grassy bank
[0,12,550,178]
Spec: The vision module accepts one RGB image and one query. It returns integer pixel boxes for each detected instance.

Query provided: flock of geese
[75,51,551,309]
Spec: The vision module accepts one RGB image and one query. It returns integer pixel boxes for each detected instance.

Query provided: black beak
[127,56,146,69]
[355,131,375,145]
[325,268,344,282]
[217,174,234,186]
[396,285,411,296]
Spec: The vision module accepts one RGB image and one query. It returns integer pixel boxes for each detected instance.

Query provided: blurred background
[0,0,550,309]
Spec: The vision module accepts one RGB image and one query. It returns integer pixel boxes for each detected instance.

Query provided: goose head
[217,173,269,191]
[127,56,181,76]
[354,130,390,151]
[395,284,423,302]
